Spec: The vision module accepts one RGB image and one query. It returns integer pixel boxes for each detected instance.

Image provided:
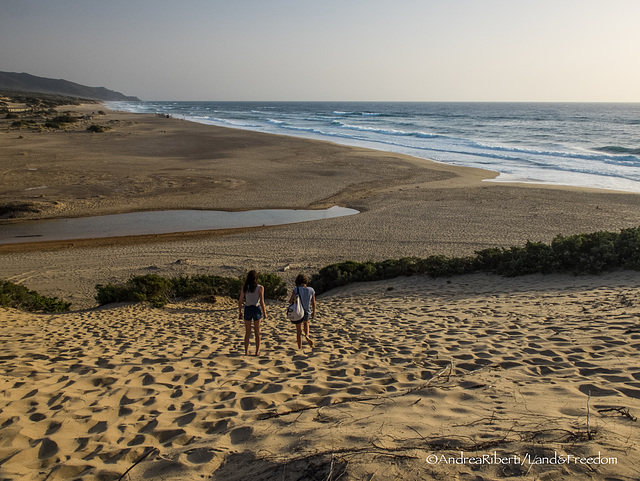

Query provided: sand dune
[2,272,640,480]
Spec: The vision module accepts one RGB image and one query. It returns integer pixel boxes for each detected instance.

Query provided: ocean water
[107,101,640,193]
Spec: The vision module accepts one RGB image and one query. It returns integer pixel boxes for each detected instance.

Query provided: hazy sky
[2,0,639,101]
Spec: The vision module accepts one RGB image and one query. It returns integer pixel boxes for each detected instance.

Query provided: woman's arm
[311,293,316,319]
[238,289,245,319]
[259,286,267,319]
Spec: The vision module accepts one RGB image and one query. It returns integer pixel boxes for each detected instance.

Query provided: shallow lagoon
[0,206,358,244]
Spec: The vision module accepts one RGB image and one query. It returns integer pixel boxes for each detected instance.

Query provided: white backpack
[287,288,305,321]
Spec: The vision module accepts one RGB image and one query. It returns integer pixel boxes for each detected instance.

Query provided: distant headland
[0,71,139,102]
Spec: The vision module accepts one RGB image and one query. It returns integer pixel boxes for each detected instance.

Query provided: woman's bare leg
[244,320,252,356]
[254,320,261,356]
[303,321,314,348]
[295,323,303,349]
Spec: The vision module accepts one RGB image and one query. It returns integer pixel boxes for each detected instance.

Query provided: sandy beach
[2,106,640,307]
[2,105,640,480]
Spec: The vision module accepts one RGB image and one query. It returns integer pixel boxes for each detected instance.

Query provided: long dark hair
[244,270,258,293]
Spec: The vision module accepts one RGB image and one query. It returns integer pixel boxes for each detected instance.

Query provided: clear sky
[1,0,639,102]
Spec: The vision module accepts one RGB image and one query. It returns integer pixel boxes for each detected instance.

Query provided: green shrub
[126,274,172,307]
[50,114,78,123]
[95,272,287,307]
[475,241,556,277]
[309,226,640,293]
[172,274,240,299]
[616,226,640,270]
[257,272,288,299]
[309,255,477,293]
[417,255,475,277]
[310,261,378,293]
[551,231,618,274]
[0,280,71,312]
[94,283,130,306]
[95,274,172,308]
[42,113,79,129]
[10,120,34,128]
[87,124,111,133]
[376,257,421,278]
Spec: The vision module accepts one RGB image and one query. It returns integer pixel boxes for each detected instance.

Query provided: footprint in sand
[239,396,268,411]
[174,412,197,426]
[46,421,62,435]
[128,434,146,446]
[38,437,58,459]
[262,383,284,394]
[154,428,186,444]
[229,426,253,444]
[139,419,158,433]
[21,388,38,399]
[578,384,618,396]
[88,420,108,434]
[616,387,640,399]
[186,447,216,464]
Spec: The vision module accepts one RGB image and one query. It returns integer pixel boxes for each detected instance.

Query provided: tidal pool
[0,206,359,244]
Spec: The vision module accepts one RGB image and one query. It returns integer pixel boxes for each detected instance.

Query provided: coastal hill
[0,71,139,102]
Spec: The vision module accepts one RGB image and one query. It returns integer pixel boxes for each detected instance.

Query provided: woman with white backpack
[288,273,316,349]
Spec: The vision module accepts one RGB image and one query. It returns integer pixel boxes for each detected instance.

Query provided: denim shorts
[243,305,262,321]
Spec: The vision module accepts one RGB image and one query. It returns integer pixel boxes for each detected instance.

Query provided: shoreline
[117,103,640,196]
[110,101,640,195]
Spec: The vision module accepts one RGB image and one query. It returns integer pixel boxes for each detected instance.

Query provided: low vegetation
[10,119,38,129]
[87,124,111,133]
[95,273,288,308]
[309,226,640,294]
[1,91,102,131]
[0,90,89,111]
[43,112,81,129]
[0,280,71,312]
[5,226,640,312]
